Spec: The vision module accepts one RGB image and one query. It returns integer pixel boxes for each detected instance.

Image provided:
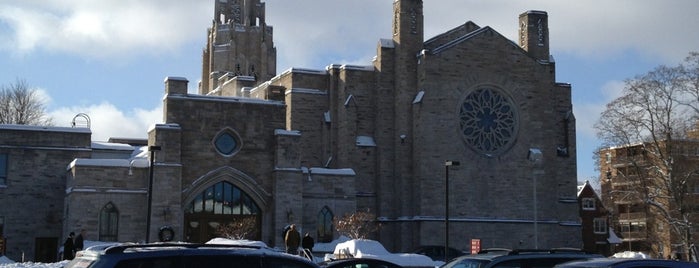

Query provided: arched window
[99,202,119,241]
[185,181,260,215]
[317,206,334,243]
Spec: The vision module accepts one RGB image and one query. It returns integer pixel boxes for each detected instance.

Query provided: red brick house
[578,181,620,256]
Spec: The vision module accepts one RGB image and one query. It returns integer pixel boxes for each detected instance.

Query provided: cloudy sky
[1,0,698,185]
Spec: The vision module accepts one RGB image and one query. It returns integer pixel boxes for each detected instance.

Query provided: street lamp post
[445,160,460,261]
[146,145,161,243]
[528,148,542,249]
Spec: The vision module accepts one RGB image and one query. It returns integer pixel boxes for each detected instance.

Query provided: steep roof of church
[427,25,521,56]
[424,21,480,51]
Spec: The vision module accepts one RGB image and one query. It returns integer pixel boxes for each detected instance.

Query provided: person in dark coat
[301,232,315,259]
[302,233,314,252]
[74,229,86,252]
[284,224,300,255]
[63,232,75,260]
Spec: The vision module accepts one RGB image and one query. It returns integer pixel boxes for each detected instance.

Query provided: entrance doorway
[184,181,261,243]
[35,237,57,263]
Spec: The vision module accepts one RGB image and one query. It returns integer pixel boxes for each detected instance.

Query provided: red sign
[470,239,481,254]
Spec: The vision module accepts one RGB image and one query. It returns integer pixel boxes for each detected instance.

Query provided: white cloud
[2,0,697,65]
[0,0,210,59]
[48,102,162,142]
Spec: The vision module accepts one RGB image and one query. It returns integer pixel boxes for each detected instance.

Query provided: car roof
[70,243,321,268]
[320,257,403,268]
[443,248,603,267]
[555,258,699,267]
[77,243,310,261]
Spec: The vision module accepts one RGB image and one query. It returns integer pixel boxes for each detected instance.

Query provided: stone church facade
[0,0,581,262]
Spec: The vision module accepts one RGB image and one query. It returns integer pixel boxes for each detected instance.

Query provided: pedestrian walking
[63,232,75,260]
[284,224,300,255]
[74,229,86,252]
[301,232,315,260]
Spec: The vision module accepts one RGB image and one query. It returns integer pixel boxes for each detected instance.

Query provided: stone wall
[0,126,91,261]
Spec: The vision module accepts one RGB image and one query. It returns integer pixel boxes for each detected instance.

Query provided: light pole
[146,145,161,243]
[445,160,460,261]
[528,148,542,249]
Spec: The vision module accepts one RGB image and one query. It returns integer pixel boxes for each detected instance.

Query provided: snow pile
[314,235,351,253]
[0,259,67,268]
[0,256,15,264]
[332,239,436,267]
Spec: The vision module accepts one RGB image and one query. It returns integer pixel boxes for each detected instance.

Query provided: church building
[0,0,581,262]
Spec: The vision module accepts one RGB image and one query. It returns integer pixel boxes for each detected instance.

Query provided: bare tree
[0,79,52,125]
[216,217,258,240]
[333,209,380,239]
[595,51,699,259]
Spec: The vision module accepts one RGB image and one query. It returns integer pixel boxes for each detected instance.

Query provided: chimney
[164,77,188,95]
[518,10,549,62]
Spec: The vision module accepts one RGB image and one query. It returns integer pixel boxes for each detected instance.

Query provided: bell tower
[200,0,276,95]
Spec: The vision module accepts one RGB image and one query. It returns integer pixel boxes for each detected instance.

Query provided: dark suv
[441,248,603,268]
[65,243,320,268]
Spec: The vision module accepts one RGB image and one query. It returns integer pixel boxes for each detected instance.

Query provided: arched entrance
[184,181,261,243]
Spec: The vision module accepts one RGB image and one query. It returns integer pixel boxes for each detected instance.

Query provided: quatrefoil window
[213,129,241,156]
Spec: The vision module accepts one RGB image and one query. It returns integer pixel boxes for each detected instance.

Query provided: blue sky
[1,0,698,185]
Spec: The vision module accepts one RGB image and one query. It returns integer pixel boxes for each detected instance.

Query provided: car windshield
[442,258,490,268]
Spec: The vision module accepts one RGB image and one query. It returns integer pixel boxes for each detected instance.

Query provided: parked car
[554,258,699,268]
[320,257,404,268]
[411,245,467,262]
[64,242,320,268]
[441,248,603,268]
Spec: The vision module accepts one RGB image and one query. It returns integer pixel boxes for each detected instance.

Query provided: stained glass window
[99,202,119,241]
[317,206,334,242]
[186,181,259,215]
[459,87,518,156]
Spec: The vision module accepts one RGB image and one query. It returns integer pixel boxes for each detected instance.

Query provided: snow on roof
[379,38,394,48]
[413,91,425,104]
[68,145,150,170]
[608,228,622,244]
[148,123,181,133]
[286,88,327,95]
[333,239,436,267]
[206,238,269,248]
[69,159,132,169]
[327,64,374,72]
[278,68,327,76]
[356,136,376,147]
[91,141,135,151]
[612,251,650,259]
[164,76,187,82]
[166,93,285,106]
[0,124,91,134]
[577,180,601,200]
[304,167,356,176]
[275,129,301,136]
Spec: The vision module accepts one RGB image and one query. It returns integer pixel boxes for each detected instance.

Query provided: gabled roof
[577,180,601,200]
[424,21,481,51]
[422,21,528,60]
